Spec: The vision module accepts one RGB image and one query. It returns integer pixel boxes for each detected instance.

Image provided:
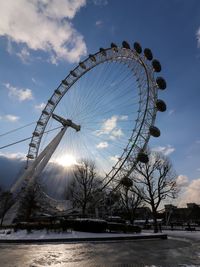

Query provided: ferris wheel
[11,41,167,209]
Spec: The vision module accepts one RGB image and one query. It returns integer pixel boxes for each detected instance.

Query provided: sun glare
[56,154,77,168]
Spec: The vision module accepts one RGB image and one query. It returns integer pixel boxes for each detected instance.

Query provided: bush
[14,222,59,231]
[107,223,141,233]
[71,219,107,233]
[125,224,141,233]
[107,222,126,233]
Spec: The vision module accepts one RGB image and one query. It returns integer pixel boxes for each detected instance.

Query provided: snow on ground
[0,229,164,240]
[163,230,200,241]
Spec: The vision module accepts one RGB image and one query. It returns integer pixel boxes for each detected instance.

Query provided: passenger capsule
[152,59,161,72]
[134,42,142,54]
[62,80,69,86]
[37,121,44,126]
[79,62,86,69]
[149,126,161,137]
[89,54,96,62]
[42,110,49,116]
[99,47,106,56]
[122,41,130,49]
[144,48,153,60]
[156,77,166,90]
[29,143,36,148]
[70,70,77,77]
[33,131,40,137]
[156,99,167,112]
[111,42,118,52]
[55,89,62,95]
[27,154,34,159]
[120,177,133,188]
[48,99,55,106]
[137,152,149,163]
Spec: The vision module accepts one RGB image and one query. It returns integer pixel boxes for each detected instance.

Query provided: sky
[0,0,200,206]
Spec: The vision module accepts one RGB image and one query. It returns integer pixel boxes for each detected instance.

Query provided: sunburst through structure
[11,41,167,211]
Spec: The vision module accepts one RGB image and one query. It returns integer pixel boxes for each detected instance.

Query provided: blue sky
[0,0,200,205]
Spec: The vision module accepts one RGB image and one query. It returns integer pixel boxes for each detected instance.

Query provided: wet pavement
[0,237,199,266]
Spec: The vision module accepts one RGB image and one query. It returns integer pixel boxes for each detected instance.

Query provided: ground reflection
[0,239,199,266]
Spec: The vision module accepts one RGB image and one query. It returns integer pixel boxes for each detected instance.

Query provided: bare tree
[134,151,177,232]
[0,191,13,226]
[68,160,101,216]
[118,184,142,224]
[16,183,40,222]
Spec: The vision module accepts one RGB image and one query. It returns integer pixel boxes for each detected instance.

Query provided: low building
[164,203,200,225]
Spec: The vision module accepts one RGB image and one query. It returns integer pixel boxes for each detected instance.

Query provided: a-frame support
[11,114,81,194]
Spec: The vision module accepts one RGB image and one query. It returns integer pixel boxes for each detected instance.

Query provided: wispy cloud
[4,83,33,101]
[96,141,108,149]
[93,0,108,6]
[0,152,25,160]
[110,128,124,140]
[35,102,46,111]
[152,145,175,156]
[96,20,103,27]
[16,47,31,63]
[3,114,20,122]
[197,27,200,47]
[120,115,128,120]
[95,115,128,140]
[32,78,37,84]
[168,109,175,116]
[6,38,14,54]
[109,155,119,163]
[0,0,87,64]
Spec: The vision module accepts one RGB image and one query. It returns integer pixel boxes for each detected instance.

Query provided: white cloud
[110,128,124,139]
[102,116,118,133]
[152,145,175,156]
[176,175,189,187]
[109,155,119,163]
[7,38,14,54]
[178,178,200,206]
[96,20,103,27]
[16,47,30,63]
[4,114,20,122]
[119,115,128,121]
[0,152,25,160]
[93,0,108,6]
[0,0,87,64]
[197,27,200,47]
[95,115,127,139]
[96,141,108,149]
[168,109,175,116]
[5,83,33,101]
[35,102,46,111]
[32,78,37,84]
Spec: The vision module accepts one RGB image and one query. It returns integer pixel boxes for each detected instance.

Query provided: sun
[56,154,77,168]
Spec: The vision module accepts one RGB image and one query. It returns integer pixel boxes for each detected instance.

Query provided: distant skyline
[0,0,200,206]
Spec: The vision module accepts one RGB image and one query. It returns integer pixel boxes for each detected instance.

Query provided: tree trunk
[82,203,86,217]
[152,209,158,233]
[129,215,134,225]
[0,215,4,226]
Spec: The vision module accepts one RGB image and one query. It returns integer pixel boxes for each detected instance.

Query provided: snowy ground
[0,229,165,241]
[163,229,200,241]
